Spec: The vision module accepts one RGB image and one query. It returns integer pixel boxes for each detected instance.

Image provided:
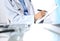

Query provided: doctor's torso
[0,0,34,24]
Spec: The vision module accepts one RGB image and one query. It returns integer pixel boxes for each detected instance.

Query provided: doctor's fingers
[34,10,47,20]
[40,10,47,17]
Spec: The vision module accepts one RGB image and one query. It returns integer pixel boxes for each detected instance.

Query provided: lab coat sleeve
[11,15,34,24]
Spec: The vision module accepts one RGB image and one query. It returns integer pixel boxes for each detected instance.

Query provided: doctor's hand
[34,10,47,23]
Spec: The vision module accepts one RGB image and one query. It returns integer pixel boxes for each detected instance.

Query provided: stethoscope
[8,0,34,24]
[6,0,23,23]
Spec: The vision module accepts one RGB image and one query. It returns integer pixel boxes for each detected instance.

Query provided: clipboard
[36,5,58,24]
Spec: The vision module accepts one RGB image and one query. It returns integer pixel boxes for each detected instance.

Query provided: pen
[0,29,15,33]
[37,9,47,12]
[0,25,9,28]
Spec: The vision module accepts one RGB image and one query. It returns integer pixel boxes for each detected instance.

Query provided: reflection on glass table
[23,24,60,41]
[0,24,30,41]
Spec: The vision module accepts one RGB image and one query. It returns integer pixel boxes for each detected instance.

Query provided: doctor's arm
[34,10,47,23]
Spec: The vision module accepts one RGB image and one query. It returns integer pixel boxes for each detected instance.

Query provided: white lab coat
[0,0,34,24]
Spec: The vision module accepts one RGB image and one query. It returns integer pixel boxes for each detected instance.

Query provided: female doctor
[0,0,46,24]
[0,0,34,24]
[0,0,34,41]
